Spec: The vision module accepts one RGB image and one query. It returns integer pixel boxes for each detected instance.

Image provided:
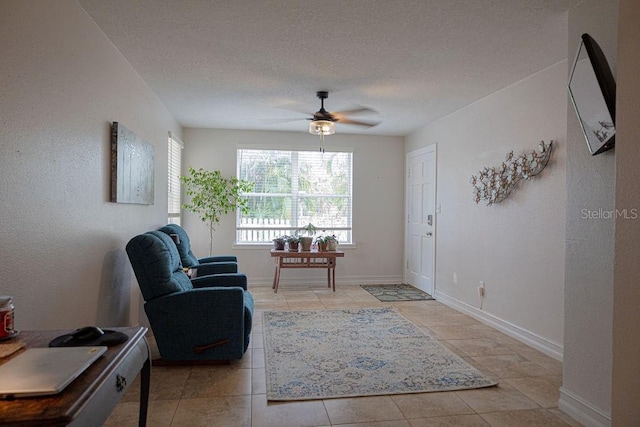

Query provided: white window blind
[236,148,352,243]
[168,132,183,225]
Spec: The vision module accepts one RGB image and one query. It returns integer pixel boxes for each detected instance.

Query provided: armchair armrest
[191,273,248,290]
[144,287,250,360]
[194,262,238,276]
[199,255,238,263]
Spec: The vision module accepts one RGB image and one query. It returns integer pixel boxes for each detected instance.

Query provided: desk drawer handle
[116,374,127,392]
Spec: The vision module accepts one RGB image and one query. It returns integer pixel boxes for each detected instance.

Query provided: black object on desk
[49,326,128,347]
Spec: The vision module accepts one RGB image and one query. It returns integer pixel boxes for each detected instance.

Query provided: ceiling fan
[269,91,380,137]
[306,91,380,137]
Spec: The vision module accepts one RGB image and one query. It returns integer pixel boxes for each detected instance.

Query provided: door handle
[426,232,433,237]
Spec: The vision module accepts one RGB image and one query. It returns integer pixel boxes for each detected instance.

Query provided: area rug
[263,307,497,401]
[361,284,435,301]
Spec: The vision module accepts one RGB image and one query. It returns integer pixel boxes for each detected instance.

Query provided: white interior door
[405,145,436,295]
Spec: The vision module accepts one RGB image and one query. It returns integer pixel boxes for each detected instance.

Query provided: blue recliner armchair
[158,224,238,276]
[126,231,253,361]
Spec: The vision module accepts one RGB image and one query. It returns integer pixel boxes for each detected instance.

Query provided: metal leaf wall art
[470,141,553,205]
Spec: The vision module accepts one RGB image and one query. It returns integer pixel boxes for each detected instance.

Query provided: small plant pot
[327,241,338,251]
[287,242,299,252]
[273,239,285,250]
[299,237,313,251]
[317,243,328,252]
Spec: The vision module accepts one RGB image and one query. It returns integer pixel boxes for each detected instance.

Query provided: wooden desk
[0,326,150,427]
[271,249,345,293]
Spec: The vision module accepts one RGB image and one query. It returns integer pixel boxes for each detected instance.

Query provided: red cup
[0,296,15,339]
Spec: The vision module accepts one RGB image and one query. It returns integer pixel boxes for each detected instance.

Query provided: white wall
[0,0,181,329]
[405,62,568,357]
[181,128,405,286]
[560,1,618,425]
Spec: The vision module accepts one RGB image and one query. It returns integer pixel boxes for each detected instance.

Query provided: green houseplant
[180,166,254,256]
[285,235,300,252]
[325,235,339,251]
[314,235,338,251]
[273,236,286,251]
[315,236,328,252]
[297,223,317,251]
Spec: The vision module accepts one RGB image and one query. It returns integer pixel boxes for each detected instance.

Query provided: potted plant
[272,236,286,251]
[297,223,317,251]
[286,235,300,252]
[315,236,328,252]
[326,235,339,251]
[180,166,254,256]
[314,234,338,251]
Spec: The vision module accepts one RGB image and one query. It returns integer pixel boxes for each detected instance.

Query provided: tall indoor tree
[180,167,254,255]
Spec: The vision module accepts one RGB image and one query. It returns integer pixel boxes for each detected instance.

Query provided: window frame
[167,131,183,225]
[235,145,354,246]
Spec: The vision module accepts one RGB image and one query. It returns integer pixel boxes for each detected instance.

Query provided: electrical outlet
[478,281,485,297]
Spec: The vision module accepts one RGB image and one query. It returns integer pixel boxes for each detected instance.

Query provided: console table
[271,249,345,293]
[0,326,150,426]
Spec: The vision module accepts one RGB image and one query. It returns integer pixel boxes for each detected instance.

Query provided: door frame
[403,144,437,295]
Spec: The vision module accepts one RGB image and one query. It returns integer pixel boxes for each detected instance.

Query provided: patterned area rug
[263,307,497,401]
[361,284,435,301]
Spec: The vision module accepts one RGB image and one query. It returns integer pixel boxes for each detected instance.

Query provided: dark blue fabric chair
[157,224,238,276]
[126,231,252,361]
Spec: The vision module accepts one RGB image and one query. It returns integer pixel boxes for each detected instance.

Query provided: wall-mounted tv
[568,33,616,155]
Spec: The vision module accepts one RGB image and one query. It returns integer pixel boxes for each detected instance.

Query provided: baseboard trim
[249,275,404,288]
[433,290,563,361]
[558,387,611,427]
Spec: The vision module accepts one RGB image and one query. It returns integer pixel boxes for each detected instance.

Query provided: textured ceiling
[78,0,577,136]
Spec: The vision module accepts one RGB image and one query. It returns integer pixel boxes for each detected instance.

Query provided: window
[237,148,352,243]
[168,132,183,225]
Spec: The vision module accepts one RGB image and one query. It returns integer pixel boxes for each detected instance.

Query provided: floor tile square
[251,393,330,427]
[323,396,405,425]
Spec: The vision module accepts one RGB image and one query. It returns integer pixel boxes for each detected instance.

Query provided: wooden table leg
[327,266,331,288]
[272,261,278,290]
[332,266,336,292]
[138,348,151,427]
[274,261,281,293]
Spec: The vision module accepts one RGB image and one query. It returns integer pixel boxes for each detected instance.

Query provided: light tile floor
[104,284,582,426]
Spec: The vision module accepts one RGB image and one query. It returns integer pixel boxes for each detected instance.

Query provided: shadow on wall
[97,249,131,327]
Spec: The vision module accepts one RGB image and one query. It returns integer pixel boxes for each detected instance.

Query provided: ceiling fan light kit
[309,120,335,136]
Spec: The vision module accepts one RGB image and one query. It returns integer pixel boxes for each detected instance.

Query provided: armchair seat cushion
[200,255,237,264]
[192,262,238,276]
[192,273,248,290]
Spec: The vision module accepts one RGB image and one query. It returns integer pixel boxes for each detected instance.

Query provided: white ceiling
[78,0,577,136]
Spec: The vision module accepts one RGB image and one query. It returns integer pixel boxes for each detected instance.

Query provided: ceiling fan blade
[333,106,378,116]
[259,117,309,124]
[277,105,316,115]
[336,117,380,127]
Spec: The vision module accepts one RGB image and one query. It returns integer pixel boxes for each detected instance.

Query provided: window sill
[232,243,358,250]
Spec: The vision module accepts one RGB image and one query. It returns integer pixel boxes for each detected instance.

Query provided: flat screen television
[568,33,616,155]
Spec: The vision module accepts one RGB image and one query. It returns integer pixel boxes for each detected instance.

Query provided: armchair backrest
[157,224,200,267]
[126,231,194,301]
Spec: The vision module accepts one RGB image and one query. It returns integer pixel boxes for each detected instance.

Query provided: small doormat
[361,284,435,302]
